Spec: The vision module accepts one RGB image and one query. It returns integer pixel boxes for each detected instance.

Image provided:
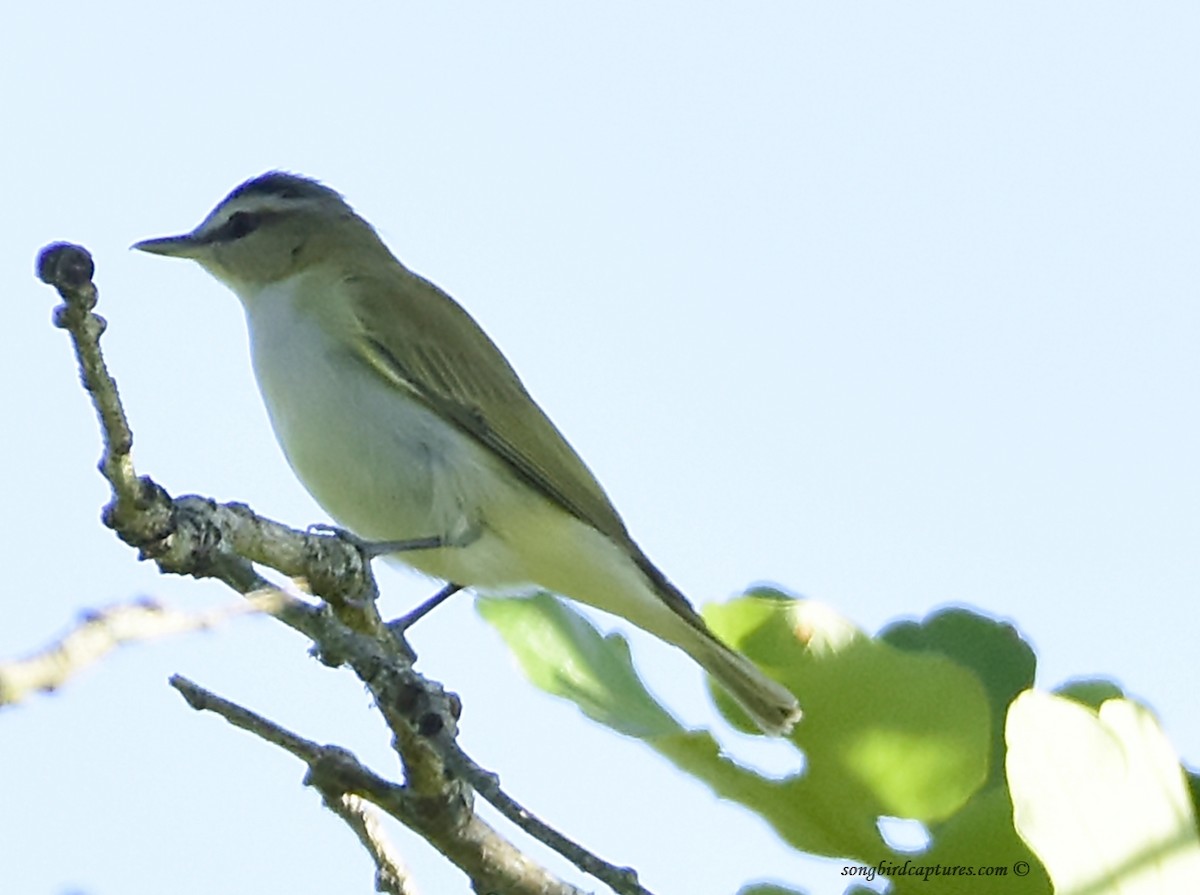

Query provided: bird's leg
[308,524,474,558]
[307,524,477,637]
[387,582,466,635]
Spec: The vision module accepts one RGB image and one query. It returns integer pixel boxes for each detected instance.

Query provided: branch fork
[35,241,653,895]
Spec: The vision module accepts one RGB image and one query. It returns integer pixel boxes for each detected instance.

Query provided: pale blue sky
[4,4,1198,894]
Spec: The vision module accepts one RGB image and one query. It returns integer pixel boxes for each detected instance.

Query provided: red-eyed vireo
[134,172,800,735]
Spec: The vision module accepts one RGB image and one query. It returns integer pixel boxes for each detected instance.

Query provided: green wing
[343,266,635,550]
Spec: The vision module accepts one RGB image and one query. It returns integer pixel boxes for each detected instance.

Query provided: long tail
[627,554,801,735]
[545,528,801,735]
[683,631,801,736]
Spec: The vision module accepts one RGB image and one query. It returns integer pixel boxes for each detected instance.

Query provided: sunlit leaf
[1007,691,1200,895]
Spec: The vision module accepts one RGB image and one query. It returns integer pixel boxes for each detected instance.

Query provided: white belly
[238,273,667,634]
[241,275,511,579]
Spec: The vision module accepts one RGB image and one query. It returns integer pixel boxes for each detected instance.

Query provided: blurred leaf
[1054,677,1126,710]
[1007,691,1200,894]
[882,608,1035,703]
[707,592,992,824]
[913,784,1050,894]
[883,608,1034,788]
[481,590,1004,869]
[476,592,681,738]
[1187,770,1200,834]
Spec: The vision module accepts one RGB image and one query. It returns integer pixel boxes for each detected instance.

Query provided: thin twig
[442,742,646,895]
[171,676,421,894]
[0,593,285,707]
[323,793,422,895]
[171,676,589,895]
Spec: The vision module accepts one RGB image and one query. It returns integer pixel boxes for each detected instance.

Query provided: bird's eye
[222,211,261,240]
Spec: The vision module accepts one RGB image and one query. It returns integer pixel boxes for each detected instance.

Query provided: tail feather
[547,534,800,735]
[627,552,800,735]
[688,635,801,736]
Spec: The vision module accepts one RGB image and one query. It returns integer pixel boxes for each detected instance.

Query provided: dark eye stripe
[212,211,262,242]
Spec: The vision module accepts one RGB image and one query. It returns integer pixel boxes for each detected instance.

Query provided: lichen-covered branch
[36,242,657,895]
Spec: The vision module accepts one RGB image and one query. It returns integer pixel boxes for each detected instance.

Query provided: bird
[134,172,800,735]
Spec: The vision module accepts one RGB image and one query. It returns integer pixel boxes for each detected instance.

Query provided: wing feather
[344,267,635,550]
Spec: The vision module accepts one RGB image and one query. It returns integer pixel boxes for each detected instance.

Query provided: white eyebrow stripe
[195,193,336,236]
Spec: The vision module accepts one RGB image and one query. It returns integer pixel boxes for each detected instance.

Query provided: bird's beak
[131,232,205,258]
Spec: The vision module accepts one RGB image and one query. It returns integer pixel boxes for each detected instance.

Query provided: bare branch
[441,742,646,895]
[323,793,421,895]
[170,675,422,894]
[0,593,285,707]
[171,676,587,895]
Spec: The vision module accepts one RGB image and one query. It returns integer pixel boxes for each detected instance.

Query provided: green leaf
[480,590,1003,869]
[476,592,681,738]
[1007,691,1200,894]
[707,593,993,824]
[883,608,1034,790]
[914,784,1050,894]
[1054,678,1126,710]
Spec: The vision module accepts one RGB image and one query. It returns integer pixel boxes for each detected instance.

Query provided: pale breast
[239,273,496,545]
[233,272,621,595]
